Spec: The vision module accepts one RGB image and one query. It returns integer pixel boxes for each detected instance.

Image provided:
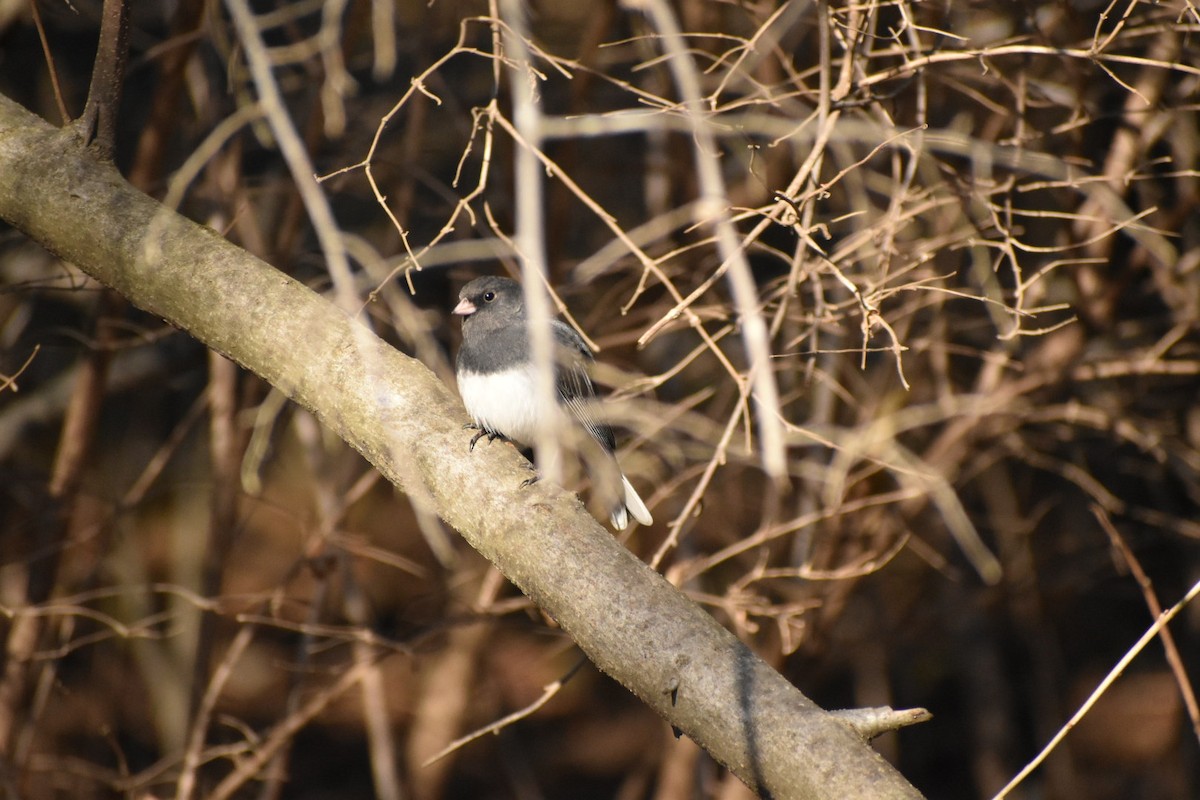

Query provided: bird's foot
[465,423,506,452]
[519,464,540,488]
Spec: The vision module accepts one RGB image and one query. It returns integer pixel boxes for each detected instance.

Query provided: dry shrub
[1,1,1198,798]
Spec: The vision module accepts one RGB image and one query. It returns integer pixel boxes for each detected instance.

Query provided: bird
[453,276,653,530]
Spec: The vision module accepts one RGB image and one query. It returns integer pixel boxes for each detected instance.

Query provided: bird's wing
[551,320,617,453]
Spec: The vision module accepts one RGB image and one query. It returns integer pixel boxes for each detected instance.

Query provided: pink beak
[453,298,476,316]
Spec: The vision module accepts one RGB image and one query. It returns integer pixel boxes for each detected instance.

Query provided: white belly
[458,366,542,445]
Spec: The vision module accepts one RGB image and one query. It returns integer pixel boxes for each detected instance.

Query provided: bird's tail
[610,474,653,530]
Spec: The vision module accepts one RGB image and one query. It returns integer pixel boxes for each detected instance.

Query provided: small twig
[422,657,587,766]
[1093,506,1200,746]
[207,660,374,800]
[222,0,358,317]
[625,0,788,486]
[497,0,567,485]
[0,345,39,394]
[316,0,355,137]
[992,577,1200,800]
[75,0,131,157]
[830,706,932,741]
[175,624,256,800]
[29,0,70,124]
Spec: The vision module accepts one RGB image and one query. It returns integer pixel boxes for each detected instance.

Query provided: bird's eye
[483,291,496,302]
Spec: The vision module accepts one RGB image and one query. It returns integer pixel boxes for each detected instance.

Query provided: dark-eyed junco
[453,276,653,530]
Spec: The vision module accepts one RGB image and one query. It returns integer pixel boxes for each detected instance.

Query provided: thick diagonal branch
[0,94,923,800]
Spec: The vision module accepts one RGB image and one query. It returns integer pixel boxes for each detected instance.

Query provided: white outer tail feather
[611,474,653,530]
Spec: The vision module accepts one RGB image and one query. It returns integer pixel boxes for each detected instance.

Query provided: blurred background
[1,1,1199,798]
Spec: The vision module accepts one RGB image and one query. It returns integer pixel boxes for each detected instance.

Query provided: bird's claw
[518,459,540,487]
[465,423,505,452]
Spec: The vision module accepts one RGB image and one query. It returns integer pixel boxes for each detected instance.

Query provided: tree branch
[0,92,923,800]
[75,0,130,157]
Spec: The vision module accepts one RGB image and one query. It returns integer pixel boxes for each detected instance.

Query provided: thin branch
[75,0,130,156]
[1093,506,1200,747]
[422,657,587,766]
[992,577,1200,800]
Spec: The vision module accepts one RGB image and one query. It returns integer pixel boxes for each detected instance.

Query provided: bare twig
[993,577,1200,800]
[75,0,130,156]
[422,656,587,767]
[1093,506,1200,746]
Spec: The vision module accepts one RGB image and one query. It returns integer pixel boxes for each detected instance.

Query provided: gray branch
[0,93,924,800]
